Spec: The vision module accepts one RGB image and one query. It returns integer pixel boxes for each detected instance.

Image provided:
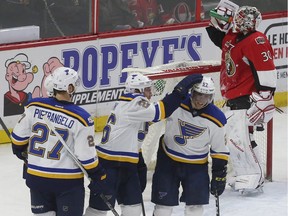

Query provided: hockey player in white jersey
[151,76,229,216]
[84,72,203,216]
[11,67,107,216]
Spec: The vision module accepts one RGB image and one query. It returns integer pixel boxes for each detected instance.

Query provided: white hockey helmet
[52,67,80,92]
[125,72,152,93]
[232,6,262,34]
[191,76,215,109]
[44,74,54,97]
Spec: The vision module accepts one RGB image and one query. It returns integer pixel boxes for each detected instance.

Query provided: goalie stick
[121,60,221,76]
[43,115,120,216]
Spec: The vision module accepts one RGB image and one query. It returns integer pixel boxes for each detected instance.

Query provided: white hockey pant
[225,110,264,190]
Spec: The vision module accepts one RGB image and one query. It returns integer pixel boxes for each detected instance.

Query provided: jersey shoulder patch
[138,98,150,108]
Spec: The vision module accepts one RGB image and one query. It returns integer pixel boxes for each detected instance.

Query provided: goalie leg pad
[185,205,204,216]
[235,174,264,191]
[225,110,264,189]
[83,207,107,216]
[120,204,142,216]
[153,205,173,216]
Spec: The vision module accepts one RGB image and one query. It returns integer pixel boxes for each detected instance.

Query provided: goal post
[126,60,273,180]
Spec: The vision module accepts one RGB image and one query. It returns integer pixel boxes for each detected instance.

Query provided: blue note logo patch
[174,119,206,145]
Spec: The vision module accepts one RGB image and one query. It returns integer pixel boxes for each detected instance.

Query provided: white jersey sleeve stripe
[153,101,166,122]
[80,158,99,170]
[210,153,229,161]
[11,133,29,146]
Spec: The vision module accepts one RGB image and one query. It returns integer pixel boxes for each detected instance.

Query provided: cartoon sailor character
[4,53,39,116]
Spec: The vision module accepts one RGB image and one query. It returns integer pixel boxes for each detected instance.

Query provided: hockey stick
[141,200,146,216]
[43,115,120,216]
[0,117,11,140]
[215,193,220,216]
[121,60,221,75]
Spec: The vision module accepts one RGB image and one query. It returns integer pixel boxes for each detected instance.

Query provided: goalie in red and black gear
[206,1,277,194]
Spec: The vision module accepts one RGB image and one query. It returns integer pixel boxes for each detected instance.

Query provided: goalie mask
[190,76,215,110]
[125,72,152,95]
[52,67,80,94]
[232,6,262,34]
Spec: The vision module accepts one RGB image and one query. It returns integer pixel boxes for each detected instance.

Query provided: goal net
[123,60,273,180]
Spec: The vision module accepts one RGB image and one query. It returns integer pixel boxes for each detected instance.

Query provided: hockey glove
[246,91,275,126]
[137,152,147,193]
[88,166,108,196]
[174,74,203,99]
[209,0,239,32]
[12,144,28,162]
[211,167,227,196]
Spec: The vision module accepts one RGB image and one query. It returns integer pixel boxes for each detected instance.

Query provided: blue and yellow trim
[200,113,224,127]
[96,146,139,164]
[27,164,84,179]
[28,102,89,127]
[162,142,209,164]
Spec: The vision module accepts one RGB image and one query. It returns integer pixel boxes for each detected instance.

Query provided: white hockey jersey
[162,97,229,164]
[96,92,166,165]
[11,97,98,181]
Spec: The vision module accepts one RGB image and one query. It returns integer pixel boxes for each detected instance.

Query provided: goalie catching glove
[209,0,239,32]
[246,91,275,126]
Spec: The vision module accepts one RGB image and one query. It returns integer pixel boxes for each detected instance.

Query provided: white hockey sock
[185,205,204,216]
[153,204,173,216]
[83,206,107,216]
[34,211,56,216]
[120,204,142,216]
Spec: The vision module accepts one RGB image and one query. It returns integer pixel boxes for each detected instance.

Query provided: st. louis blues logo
[174,119,206,145]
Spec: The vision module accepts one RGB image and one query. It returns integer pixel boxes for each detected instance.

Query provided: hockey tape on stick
[0,117,11,140]
[215,193,220,216]
[43,115,120,216]
[210,9,232,23]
